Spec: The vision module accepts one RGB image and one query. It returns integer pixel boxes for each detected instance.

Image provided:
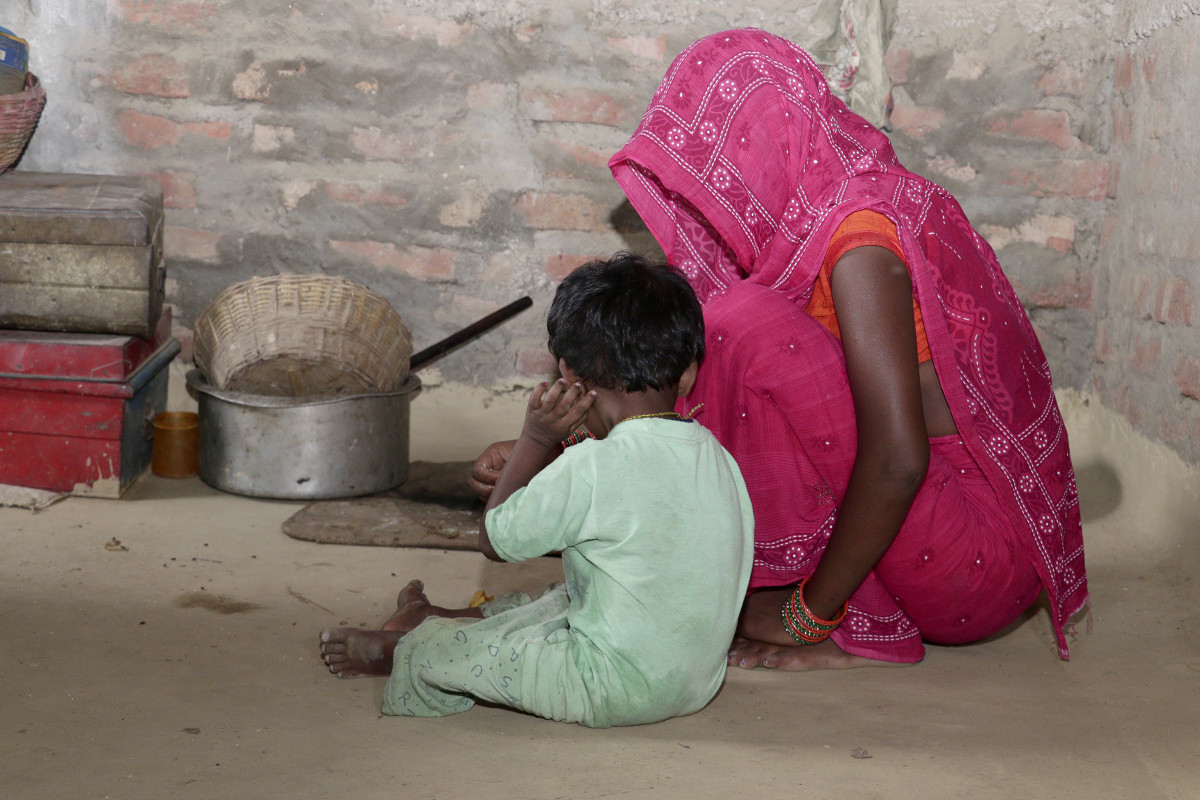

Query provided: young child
[318,253,754,728]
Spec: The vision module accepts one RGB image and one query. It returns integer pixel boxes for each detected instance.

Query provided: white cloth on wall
[793,0,899,129]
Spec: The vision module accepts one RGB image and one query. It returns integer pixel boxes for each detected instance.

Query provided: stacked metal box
[0,171,177,496]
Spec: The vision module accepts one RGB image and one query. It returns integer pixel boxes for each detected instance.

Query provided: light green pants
[381,583,654,727]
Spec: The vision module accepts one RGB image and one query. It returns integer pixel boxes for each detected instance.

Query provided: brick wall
[7,1,1197,462]
[883,14,1113,392]
[1094,8,1200,463]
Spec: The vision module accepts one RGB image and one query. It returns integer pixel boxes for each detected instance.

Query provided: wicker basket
[193,274,413,398]
[0,72,46,175]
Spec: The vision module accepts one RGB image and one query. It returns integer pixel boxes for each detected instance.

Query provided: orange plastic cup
[152,411,199,478]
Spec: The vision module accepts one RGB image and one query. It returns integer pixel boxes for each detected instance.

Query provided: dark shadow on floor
[1075,460,1122,523]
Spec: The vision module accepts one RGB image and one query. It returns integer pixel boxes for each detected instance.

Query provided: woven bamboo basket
[193,274,413,397]
[0,72,46,174]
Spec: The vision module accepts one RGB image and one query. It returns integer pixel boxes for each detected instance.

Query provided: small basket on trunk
[193,274,413,398]
[0,72,46,174]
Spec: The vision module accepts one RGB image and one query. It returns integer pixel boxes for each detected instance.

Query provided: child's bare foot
[380,578,484,632]
[727,636,914,671]
[381,579,435,633]
[319,628,402,678]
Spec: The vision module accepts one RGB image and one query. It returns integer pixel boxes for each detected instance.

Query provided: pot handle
[410,296,533,371]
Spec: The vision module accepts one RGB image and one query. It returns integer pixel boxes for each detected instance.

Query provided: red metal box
[0,308,171,380]
[0,337,180,497]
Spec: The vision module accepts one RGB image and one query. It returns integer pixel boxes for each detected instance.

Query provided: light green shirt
[486,417,754,722]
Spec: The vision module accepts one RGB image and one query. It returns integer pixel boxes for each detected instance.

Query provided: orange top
[804,210,931,363]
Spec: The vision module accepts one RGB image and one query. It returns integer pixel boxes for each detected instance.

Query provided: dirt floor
[2,390,1198,800]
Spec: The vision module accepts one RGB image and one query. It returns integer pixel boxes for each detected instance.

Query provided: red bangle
[780,577,848,645]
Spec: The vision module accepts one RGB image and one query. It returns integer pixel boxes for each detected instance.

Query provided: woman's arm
[802,244,930,618]
[736,244,928,640]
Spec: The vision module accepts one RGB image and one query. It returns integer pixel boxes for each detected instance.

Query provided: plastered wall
[6,0,1198,463]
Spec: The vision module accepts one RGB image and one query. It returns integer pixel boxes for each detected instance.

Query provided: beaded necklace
[620,410,685,423]
[618,403,705,426]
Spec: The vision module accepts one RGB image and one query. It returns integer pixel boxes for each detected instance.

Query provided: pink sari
[610,29,1087,661]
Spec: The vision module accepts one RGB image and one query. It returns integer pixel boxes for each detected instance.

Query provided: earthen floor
[2,392,1198,799]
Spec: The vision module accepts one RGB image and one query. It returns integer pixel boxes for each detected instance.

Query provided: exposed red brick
[543,253,593,281]
[888,103,944,140]
[516,347,558,378]
[189,120,231,141]
[108,0,217,33]
[988,109,1076,150]
[165,226,221,264]
[322,182,409,207]
[1154,277,1195,326]
[607,36,667,61]
[117,110,180,148]
[1112,270,1154,318]
[549,139,613,170]
[1113,104,1132,144]
[1127,332,1162,375]
[1027,272,1094,310]
[117,110,231,149]
[514,25,540,41]
[513,192,611,232]
[521,89,631,127]
[106,54,189,98]
[1139,52,1158,85]
[467,82,509,110]
[329,240,454,281]
[1114,50,1134,93]
[1035,62,1086,98]
[1176,356,1200,401]
[138,170,196,209]
[1003,159,1109,201]
[884,48,911,85]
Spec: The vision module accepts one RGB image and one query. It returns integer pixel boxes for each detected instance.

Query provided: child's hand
[522,379,596,448]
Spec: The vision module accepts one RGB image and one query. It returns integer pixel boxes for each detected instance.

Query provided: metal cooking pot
[188,296,532,500]
[188,370,421,499]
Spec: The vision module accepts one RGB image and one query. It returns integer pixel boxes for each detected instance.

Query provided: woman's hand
[468,440,515,501]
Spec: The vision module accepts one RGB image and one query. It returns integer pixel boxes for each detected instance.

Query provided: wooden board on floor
[281,461,482,549]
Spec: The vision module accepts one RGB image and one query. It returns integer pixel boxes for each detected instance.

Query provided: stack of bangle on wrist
[781,576,848,645]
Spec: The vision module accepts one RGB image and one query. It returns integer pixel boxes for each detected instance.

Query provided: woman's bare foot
[727,636,913,671]
[381,579,436,633]
[319,628,402,678]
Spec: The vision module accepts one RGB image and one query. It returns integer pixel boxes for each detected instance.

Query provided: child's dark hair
[546,252,704,392]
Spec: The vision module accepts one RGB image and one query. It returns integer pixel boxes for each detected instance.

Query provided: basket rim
[0,71,44,103]
[192,273,413,394]
[0,72,46,174]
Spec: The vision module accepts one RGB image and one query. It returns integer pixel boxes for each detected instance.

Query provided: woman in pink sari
[599,28,1088,668]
